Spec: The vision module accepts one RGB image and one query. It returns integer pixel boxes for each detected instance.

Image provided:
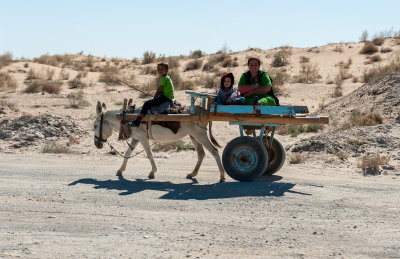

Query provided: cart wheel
[222,136,268,181]
[262,136,286,175]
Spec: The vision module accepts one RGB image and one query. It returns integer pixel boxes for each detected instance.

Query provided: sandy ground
[1,153,399,258]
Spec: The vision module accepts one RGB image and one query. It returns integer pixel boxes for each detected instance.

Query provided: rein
[96,112,156,159]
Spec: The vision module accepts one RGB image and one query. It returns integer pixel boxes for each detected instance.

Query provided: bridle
[95,113,108,145]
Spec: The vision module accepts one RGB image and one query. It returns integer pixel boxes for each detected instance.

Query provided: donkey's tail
[208,121,221,148]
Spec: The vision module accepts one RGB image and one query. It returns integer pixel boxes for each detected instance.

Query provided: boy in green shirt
[129,62,174,127]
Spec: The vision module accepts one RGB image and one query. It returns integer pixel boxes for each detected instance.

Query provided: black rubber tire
[222,136,268,182]
[262,136,286,175]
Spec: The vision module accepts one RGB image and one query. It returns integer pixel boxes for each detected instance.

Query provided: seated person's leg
[259,96,276,106]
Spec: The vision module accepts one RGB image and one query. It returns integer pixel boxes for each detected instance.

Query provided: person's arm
[242,85,271,97]
[154,85,163,98]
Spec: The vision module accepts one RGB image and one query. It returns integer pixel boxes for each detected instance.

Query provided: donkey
[93,101,226,182]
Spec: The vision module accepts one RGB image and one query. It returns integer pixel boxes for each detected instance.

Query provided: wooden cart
[117,91,329,181]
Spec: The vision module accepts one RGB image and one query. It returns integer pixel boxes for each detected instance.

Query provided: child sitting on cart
[215,73,245,105]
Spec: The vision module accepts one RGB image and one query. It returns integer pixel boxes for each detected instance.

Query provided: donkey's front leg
[116,139,139,177]
[186,136,205,179]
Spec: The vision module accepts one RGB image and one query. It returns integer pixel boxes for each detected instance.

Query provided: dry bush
[333,45,343,53]
[196,75,219,89]
[299,56,310,63]
[202,53,228,71]
[221,55,238,67]
[86,55,95,68]
[380,47,392,53]
[336,151,349,160]
[185,59,203,71]
[180,80,195,90]
[358,153,390,175]
[67,90,89,108]
[372,37,385,46]
[0,72,17,92]
[142,51,156,64]
[334,73,343,88]
[0,99,18,111]
[0,52,13,68]
[362,55,400,83]
[42,80,63,94]
[33,54,72,67]
[271,48,291,67]
[24,80,62,94]
[166,57,180,69]
[359,30,368,42]
[46,68,55,80]
[349,110,383,127]
[293,64,321,84]
[369,54,382,63]
[352,76,359,83]
[332,87,343,98]
[268,68,290,86]
[68,74,87,89]
[42,142,74,154]
[59,69,70,80]
[359,42,379,55]
[26,68,41,81]
[99,65,120,85]
[288,153,307,164]
[168,69,183,89]
[141,65,157,75]
[190,50,203,59]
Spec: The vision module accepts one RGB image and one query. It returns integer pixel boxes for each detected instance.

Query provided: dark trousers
[140,94,171,115]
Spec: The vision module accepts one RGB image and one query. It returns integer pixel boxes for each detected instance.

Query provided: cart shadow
[69,175,310,200]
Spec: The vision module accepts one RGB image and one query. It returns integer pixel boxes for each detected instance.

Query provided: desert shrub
[0,99,18,111]
[168,69,183,89]
[352,76,359,83]
[86,55,95,68]
[372,37,385,46]
[0,51,13,68]
[333,45,343,53]
[336,151,349,160]
[369,54,382,63]
[293,64,321,84]
[299,56,310,63]
[24,80,62,94]
[221,55,238,67]
[59,69,70,80]
[196,75,218,88]
[190,50,203,59]
[26,68,41,81]
[362,56,400,83]
[67,90,89,108]
[141,65,157,75]
[180,80,195,90]
[202,53,228,71]
[185,59,203,71]
[33,54,72,67]
[46,68,55,80]
[358,153,390,175]
[142,51,156,64]
[349,110,383,127]
[99,65,120,85]
[359,42,378,55]
[268,68,290,86]
[166,57,180,69]
[380,47,392,53]
[68,75,87,89]
[359,30,369,42]
[0,72,17,92]
[288,153,307,164]
[152,140,194,152]
[332,87,343,98]
[42,142,74,154]
[42,80,63,94]
[271,48,291,67]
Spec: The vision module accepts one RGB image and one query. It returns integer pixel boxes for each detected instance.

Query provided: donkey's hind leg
[186,136,205,180]
[139,137,157,179]
[189,125,226,182]
[117,139,139,177]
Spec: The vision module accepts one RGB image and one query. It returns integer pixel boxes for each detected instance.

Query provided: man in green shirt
[238,56,278,106]
[129,62,174,127]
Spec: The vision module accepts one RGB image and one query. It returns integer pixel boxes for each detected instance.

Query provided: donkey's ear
[102,103,107,110]
[96,101,102,114]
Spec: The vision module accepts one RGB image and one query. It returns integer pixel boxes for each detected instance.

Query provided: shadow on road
[69,175,310,200]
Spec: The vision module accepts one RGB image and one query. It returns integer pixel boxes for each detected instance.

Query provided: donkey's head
[93,101,113,149]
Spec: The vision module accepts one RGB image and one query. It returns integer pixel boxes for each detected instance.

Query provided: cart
[116,91,329,181]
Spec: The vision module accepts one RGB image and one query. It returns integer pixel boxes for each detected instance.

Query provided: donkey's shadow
[69,175,310,200]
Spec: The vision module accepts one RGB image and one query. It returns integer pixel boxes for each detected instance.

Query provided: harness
[243,71,280,106]
[95,113,108,144]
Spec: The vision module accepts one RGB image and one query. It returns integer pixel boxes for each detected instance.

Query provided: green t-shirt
[159,75,174,100]
[238,70,272,103]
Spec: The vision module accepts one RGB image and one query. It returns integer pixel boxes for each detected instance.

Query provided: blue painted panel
[210,105,296,116]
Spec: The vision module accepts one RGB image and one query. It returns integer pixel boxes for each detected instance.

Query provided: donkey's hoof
[116,171,123,177]
[148,173,155,179]
[186,174,193,179]
[219,178,226,183]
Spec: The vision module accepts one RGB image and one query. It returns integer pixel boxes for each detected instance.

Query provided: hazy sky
[1,0,399,59]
